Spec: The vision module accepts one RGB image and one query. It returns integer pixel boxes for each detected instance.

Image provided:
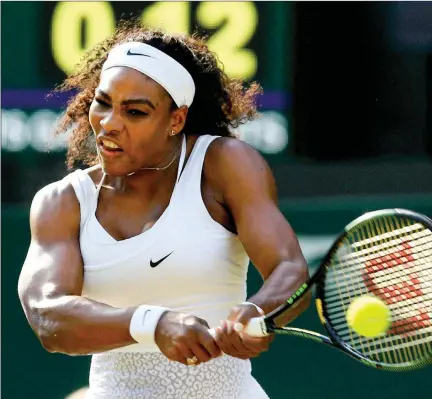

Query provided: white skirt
[87,352,269,399]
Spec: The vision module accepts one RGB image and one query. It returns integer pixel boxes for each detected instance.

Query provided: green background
[2,1,432,398]
[3,196,431,399]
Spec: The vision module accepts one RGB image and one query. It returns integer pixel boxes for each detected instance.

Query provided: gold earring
[170,130,176,136]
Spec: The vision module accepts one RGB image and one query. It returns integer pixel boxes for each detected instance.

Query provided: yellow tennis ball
[346,295,391,338]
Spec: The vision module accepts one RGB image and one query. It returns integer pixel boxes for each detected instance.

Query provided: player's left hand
[214,303,274,360]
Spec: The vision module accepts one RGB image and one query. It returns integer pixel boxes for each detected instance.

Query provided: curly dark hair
[54,19,262,169]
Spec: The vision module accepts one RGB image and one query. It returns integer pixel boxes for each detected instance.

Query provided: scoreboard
[2,1,292,95]
[2,1,293,203]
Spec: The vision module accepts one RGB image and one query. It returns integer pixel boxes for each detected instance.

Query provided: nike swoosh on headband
[127,49,153,57]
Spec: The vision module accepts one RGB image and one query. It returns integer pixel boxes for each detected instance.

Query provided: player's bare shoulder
[204,136,275,194]
[32,165,101,214]
[30,179,79,239]
[29,166,98,240]
[205,136,267,173]
[32,178,76,214]
[206,136,259,162]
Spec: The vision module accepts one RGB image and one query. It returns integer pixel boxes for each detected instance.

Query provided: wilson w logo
[362,241,431,335]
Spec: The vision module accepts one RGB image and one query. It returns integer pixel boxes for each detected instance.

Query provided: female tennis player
[18,20,310,399]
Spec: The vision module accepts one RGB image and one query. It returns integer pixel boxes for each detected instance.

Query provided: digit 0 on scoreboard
[51,2,116,76]
[51,1,258,80]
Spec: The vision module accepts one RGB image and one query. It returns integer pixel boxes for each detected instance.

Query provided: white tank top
[67,134,250,353]
[65,135,270,399]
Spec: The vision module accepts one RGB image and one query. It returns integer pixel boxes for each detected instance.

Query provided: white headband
[102,42,195,107]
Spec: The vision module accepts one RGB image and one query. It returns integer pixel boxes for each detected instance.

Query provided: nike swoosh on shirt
[127,49,153,57]
[150,252,173,268]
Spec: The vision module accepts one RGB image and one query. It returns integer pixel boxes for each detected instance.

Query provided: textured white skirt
[87,352,269,399]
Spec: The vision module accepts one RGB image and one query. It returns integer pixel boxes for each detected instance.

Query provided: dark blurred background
[2,2,432,398]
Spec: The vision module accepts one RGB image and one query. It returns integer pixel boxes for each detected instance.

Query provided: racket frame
[257,208,432,371]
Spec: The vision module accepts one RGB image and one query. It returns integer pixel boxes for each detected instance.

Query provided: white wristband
[240,301,265,316]
[129,305,170,345]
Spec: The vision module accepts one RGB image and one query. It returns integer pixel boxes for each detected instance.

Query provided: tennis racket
[212,208,432,371]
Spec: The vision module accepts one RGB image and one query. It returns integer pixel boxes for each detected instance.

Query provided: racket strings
[329,240,432,279]
[323,215,432,366]
[330,229,431,271]
[351,223,424,248]
[330,306,432,339]
[327,292,432,320]
[380,217,431,366]
[325,254,432,295]
[327,219,392,363]
[393,218,432,366]
[331,240,432,278]
[324,231,432,303]
[325,259,432,305]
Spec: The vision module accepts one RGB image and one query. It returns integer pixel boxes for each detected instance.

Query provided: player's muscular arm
[206,138,311,326]
[18,181,137,355]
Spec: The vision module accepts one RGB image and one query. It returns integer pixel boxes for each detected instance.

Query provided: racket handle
[207,317,268,338]
[244,317,268,336]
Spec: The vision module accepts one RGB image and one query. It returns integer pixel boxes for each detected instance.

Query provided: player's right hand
[155,311,222,366]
